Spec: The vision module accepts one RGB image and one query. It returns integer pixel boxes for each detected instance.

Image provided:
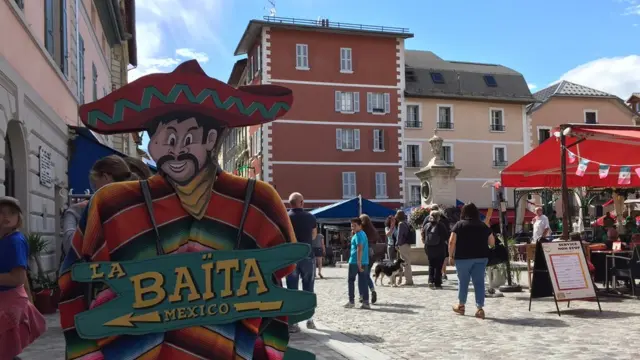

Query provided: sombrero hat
[78,60,293,134]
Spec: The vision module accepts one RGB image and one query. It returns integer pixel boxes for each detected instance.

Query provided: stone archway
[5,120,29,227]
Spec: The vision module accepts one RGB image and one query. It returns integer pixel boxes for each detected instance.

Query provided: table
[592,250,633,292]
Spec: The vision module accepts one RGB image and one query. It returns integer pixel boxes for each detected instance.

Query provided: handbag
[487,239,509,267]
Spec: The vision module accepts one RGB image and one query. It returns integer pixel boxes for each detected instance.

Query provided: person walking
[0,197,47,359]
[423,210,449,289]
[360,214,378,304]
[395,210,414,286]
[422,205,451,280]
[311,227,325,279]
[385,215,397,261]
[344,217,371,309]
[286,192,318,331]
[448,203,495,319]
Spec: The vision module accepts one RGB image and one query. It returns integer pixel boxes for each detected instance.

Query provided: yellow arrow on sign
[104,311,162,327]
[234,301,283,312]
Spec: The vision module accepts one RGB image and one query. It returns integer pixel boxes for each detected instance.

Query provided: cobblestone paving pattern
[312,267,640,360]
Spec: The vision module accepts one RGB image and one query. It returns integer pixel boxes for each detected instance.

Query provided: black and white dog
[372,258,405,287]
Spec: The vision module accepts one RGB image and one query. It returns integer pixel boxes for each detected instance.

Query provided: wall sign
[39,146,54,188]
[71,243,317,340]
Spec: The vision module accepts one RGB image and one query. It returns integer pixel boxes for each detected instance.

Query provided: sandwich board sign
[71,243,317,359]
[529,240,601,316]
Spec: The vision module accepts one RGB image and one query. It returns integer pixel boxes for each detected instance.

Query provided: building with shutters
[227,17,413,209]
[0,0,137,274]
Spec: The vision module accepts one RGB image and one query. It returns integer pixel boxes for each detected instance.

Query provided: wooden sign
[71,243,317,339]
[529,241,601,316]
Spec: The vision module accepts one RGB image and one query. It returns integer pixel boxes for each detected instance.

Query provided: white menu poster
[542,241,596,301]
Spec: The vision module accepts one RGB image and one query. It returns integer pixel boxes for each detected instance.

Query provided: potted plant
[26,233,60,314]
[487,263,507,288]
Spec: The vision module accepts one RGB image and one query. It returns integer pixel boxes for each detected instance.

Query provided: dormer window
[430,72,445,84]
[484,75,497,87]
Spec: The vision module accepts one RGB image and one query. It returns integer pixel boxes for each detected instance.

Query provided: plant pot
[487,267,506,288]
[34,289,58,314]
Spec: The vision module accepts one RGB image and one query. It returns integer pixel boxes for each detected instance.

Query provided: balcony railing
[406,160,422,168]
[493,160,508,167]
[437,121,454,130]
[262,16,411,34]
[405,121,422,129]
[490,124,506,132]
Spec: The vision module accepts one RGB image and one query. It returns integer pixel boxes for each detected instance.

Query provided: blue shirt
[0,231,29,291]
[348,230,369,265]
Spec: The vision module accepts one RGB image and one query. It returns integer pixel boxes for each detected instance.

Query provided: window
[335,91,360,113]
[373,129,384,151]
[44,0,69,75]
[406,105,421,128]
[430,72,445,84]
[78,35,85,104]
[375,172,387,198]
[92,62,98,101]
[584,110,597,124]
[256,46,261,73]
[336,129,360,151]
[248,56,254,82]
[635,102,640,113]
[441,144,453,165]
[342,172,356,198]
[296,44,309,69]
[484,75,497,87]
[437,105,453,129]
[340,48,352,72]
[493,145,508,167]
[537,127,551,145]
[406,144,421,168]
[410,185,421,206]
[490,108,505,131]
[367,92,390,114]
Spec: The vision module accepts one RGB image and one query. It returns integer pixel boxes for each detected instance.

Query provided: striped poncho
[58,172,296,359]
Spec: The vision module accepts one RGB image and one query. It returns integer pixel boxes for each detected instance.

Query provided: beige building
[527,81,638,150]
[402,51,535,209]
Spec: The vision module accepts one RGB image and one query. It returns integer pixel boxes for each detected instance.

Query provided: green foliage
[26,232,49,258]
[408,207,431,229]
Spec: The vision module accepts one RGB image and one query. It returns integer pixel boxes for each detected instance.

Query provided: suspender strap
[140,180,165,255]
[235,178,256,250]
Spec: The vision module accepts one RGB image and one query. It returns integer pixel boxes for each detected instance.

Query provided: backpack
[425,223,442,246]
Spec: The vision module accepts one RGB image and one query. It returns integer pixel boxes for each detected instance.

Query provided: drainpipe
[75,0,80,125]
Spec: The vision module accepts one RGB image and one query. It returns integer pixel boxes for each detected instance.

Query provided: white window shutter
[366,92,373,113]
[336,129,343,150]
[335,91,342,112]
[382,173,387,196]
[354,92,360,112]
[351,173,357,197]
[383,93,391,113]
[373,130,378,150]
[380,129,385,150]
[354,129,360,150]
[342,173,349,197]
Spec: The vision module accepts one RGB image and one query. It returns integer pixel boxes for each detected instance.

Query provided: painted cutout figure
[58,60,313,359]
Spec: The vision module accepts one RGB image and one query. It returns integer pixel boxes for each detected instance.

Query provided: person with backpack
[422,210,450,289]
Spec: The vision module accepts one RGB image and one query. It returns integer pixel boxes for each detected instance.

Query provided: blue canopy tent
[310,196,395,224]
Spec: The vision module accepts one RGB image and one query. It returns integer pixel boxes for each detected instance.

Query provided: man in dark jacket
[395,210,414,285]
[423,210,450,289]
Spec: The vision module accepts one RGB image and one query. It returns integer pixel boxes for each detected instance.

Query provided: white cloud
[128,0,226,82]
[175,48,210,63]
[528,83,537,90]
[556,55,640,99]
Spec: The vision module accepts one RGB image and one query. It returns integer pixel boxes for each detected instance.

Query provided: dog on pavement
[372,258,405,287]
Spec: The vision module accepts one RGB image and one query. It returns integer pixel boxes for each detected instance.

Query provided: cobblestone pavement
[312,267,640,360]
[20,314,349,360]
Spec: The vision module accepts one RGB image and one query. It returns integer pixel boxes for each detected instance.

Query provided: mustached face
[148,117,217,185]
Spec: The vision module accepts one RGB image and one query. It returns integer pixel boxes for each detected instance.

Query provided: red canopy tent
[501,125,640,188]
[501,124,640,238]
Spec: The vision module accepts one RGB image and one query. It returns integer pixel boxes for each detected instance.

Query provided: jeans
[286,257,316,293]
[455,258,488,308]
[427,254,445,287]
[387,245,397,261]
[348,263,369,303]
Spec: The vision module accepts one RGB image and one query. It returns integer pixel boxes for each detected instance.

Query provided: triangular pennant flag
[598,164,610,179]
[618,166,631,185]
[576,159,589,177]
[568,151,577,164]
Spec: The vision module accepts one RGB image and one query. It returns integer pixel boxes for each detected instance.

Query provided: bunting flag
[568,152,577,164]
[576,159,589,177]
[598,164,610,179]
[618,166,632,185]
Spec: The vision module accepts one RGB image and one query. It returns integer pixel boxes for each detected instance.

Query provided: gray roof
[528,80,617,113]
[404,50,535,104]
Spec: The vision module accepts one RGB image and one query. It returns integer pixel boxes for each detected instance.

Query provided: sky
[133,0,640,153]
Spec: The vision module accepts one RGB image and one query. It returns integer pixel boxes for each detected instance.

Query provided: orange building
[227,17,413,209]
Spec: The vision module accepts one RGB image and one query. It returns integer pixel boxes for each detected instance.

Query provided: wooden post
[560,127,570,240]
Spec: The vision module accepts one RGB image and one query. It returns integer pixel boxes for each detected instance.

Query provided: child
[0,196,46,358]
[344,217,371,309]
